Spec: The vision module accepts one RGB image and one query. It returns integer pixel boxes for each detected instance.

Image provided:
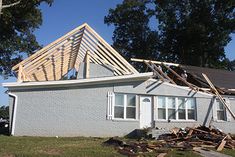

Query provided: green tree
[105,0,235,69]
[104,0,159,70]
[0,0,53,78]
[155,0,235,68]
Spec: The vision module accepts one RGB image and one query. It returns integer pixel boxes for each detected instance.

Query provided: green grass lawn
[0,136,123,157]
[0,135,234,157]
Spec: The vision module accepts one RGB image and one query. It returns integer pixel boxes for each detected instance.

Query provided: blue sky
[0,0,234,106]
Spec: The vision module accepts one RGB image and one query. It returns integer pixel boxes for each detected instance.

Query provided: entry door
[140,96,152,128]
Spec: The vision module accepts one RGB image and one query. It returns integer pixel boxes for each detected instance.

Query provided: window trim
[216,100,227,121]
[113,93,137,120]
[156,96,196,121]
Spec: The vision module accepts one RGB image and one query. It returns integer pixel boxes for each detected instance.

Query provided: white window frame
[113,93,138,120]
[216,100,227,121]
[156,96,196,121]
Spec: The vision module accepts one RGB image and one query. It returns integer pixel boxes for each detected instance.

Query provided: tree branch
[2,0,20,9]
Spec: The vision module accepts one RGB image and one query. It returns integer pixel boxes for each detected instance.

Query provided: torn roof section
[131,58,235,95]
[12,23,138,82]
[181,65,235,90]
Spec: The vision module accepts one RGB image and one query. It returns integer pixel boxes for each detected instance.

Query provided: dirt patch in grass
[38,148,63,155]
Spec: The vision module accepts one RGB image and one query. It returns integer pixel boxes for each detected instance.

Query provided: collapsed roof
[12,23,138,82]
[181,65,235,90]
[131,58,235,95]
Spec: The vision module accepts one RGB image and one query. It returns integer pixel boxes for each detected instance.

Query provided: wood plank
[131,58,180,67]
[202,73,235,120]
[12,23,87,70]
[80,39,124,75]
[85,51,90,78]
[79,43,126,75]
[85,24,138,74]
[217,140,226,151]
[162,63,197,91]
[83,31,131,74]
[151,62,176,84]
[143,61,165,81]
[24,39,80,73]
[17,64,23,82]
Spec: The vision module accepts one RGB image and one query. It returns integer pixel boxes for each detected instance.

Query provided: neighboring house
[2,23,235,137]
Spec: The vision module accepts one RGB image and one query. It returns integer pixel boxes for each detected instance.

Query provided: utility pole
[0,0,20,17]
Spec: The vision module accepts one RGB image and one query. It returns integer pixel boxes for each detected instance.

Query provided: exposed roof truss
[12,23,138,82]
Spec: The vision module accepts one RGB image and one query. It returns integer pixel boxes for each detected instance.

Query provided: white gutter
[2,72,153,88]
[8,92,18,136]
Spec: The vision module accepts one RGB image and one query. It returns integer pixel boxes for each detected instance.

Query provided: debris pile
[103,126,235,156]
[158,126,235,151]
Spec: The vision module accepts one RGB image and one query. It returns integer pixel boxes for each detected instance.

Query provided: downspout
[8,92,18,136]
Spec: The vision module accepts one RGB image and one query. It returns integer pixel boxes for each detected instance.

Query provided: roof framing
[13,23,138,82]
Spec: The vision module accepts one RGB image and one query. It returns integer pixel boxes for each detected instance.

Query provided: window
[157,96,196,121]
[187,98,196,120]
[158,97,166,119]
[216,101,226,121]
[178,98,186,120]
[114,94,124,118]
[126,95,136,119]
[114,93,136,119]
[168,97,176,120]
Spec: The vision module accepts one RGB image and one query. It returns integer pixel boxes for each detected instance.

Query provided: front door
[140,96,152,128]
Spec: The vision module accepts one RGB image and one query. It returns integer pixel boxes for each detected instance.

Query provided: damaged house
[2,23,235,137]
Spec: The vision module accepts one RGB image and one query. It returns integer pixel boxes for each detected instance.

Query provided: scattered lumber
[103,125,235,156]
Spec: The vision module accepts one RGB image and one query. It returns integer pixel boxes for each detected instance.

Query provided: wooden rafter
[12,23,138,82]
[202,73,235,120]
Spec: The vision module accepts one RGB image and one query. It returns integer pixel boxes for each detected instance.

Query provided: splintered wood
[202,73,235,120]
[104,126,235,156]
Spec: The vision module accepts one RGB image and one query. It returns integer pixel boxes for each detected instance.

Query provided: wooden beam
[131,58,180,67]
[79,43,125,75]
[85,25,138,74]
[85,51,90,78]
[162,63,197,91]
[26,44,79,74]
[12,24,86,71]
[83,31,131,74]
[143,61,165,81]
[17,64,23,82]
[150,62,176,85]
[80,39,123,75]
[202,73,235,120]
[22,39,78,74]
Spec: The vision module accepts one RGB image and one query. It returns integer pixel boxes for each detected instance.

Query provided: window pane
[158,109,166,119]
[114,106,124,118]
[188,109,195,120]
[217,111,225,120]
[168,97,175,108]
[217,102,224,110]
[158,96,165,108]
[178,109,186,119]
[115,94,124,106]
[187,98,196,109]
[178,98,185,109]
[168,109,176,119]
[127,95,136,107]
[143,98,150,102]
[126,107,136,119]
